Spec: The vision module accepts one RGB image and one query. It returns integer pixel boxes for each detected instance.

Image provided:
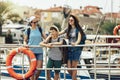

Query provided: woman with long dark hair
[60,14,86,80]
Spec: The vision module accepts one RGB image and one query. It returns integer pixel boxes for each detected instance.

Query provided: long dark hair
[67,15,85,39]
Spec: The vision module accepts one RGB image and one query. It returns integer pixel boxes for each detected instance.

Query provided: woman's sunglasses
[69,19,74,22]
[31,21,38,24]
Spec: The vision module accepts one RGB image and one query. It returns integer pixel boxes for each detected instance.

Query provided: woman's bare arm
[23,35,28,45]
[75,32,81,45]
[42,32,47,39]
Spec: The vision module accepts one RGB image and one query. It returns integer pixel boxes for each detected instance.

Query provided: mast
[111,0,113,23]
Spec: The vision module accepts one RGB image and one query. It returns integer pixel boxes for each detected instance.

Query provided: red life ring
[113,25,120,35]
[6,47,37,79]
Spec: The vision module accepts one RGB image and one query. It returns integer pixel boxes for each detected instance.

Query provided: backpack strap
[38,27,42,35]
[48,37,52,43]
[76,28,79,39]
[27,27,42,40]
[57,37,60,42]
[76,28,86,44]
[27,28,30,40]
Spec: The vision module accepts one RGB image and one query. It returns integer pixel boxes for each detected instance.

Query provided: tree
[101,21,116,35]
[53,22,61,31]
[7,13,21,23]
[0,2,12,36]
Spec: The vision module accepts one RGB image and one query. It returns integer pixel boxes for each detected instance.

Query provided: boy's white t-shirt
[47,37,62,60]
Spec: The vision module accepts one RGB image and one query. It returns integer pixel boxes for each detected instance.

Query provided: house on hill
[82,5,103,18]
[105,13,120,23]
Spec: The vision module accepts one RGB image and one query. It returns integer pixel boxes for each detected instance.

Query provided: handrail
[1,67,120,70]
[0,43,120,47]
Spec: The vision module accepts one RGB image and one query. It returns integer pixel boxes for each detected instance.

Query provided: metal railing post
[63,64,66,80]
[44,47,47,80]
[0,49,1,80]
[108,46,111,80]
[93,45,97,80]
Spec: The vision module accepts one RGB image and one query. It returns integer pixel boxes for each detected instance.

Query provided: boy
[40,25,63,80]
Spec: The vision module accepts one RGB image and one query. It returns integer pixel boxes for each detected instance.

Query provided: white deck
[0,76,15,80]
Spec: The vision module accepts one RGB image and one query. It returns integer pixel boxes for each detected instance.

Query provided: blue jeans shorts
[34,53,43,60]
[68,49,82,61]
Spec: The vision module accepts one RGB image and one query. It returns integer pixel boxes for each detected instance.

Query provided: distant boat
[2,23,27,44]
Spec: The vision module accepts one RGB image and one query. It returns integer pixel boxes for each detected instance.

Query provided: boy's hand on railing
[46,43,53,48]
[71,42,77,46]
[42,40,47,43]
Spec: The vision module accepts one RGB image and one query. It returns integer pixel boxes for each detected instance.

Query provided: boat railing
[0,43,120,80]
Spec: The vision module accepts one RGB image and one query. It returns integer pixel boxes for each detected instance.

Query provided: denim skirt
[67,47,82,61]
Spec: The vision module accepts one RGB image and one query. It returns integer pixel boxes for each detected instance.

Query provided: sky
[8,0,120,13]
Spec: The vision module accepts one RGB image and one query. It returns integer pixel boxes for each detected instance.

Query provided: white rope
[22,74,25,80]
[31,58,36,62]
[6,66,12,69]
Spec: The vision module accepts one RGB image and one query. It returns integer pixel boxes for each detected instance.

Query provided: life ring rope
[6,66,12,69]
[22,74,25,79]
[31,58,36,61]
[6,47,37,79]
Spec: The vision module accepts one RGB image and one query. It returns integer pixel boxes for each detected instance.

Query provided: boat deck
[0,76,15,80]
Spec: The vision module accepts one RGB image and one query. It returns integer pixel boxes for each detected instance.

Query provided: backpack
[27,27,42,40]
[49,37,68,64]
[76,28,86,45]
[61,39,68,64]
